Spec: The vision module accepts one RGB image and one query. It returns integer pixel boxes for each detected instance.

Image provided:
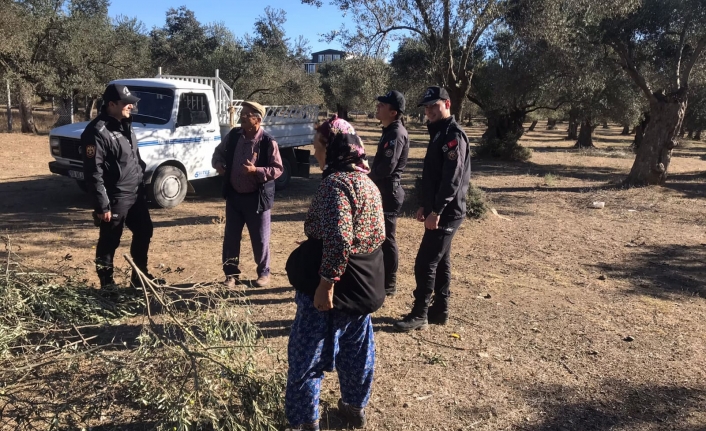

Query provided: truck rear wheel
[275,158,291,191]
[148,165,188,209]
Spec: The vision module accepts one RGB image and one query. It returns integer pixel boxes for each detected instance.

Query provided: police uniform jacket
[81,111,145,214]
[420,115,471,221]
[369,120,409,209]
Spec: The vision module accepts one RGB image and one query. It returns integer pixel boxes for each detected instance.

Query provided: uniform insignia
[448,139,458,149]
[442,144,448,152]
[385,149,394,157]
[447,150,458,160]
[86,144,96,158]
[433,132,441,142]
[388,139,395,148]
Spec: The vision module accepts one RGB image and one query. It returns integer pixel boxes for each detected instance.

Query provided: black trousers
[380,182,404,292]
[412,218,463,313]
[95,192,153,282]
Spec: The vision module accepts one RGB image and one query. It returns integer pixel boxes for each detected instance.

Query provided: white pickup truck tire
[275,158,291,191]
[148,165,188,209]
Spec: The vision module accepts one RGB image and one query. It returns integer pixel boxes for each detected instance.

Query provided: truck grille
[59,138,82,161]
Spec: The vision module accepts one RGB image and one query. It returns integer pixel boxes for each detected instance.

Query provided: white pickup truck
[48,71,319,208]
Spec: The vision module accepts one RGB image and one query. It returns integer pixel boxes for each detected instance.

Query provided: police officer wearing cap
[369,90,409,296]
[82,83,163,290]
[394,86,471,332]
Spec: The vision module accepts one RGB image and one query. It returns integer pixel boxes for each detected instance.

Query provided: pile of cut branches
[0,236,286,431]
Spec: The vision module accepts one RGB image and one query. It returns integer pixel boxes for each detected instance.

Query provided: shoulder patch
[447,150,458,161]
[85,144,96,158]
[447,139,458,149]
[385,148,394,157]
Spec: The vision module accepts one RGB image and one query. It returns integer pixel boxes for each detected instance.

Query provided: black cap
[377,90,406,113]
[417,86,450,107]
[102,84,140,104]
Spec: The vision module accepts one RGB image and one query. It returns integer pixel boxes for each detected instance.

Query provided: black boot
[97,262,117,289]
[428,297,449,325]
[385,273,397,297]
[394,304,428,332]
[99,274,118,289]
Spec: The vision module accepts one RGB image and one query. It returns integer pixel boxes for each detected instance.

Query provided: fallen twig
[408,333,470,351]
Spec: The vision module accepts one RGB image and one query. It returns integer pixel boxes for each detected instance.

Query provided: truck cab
[48,72,318,208]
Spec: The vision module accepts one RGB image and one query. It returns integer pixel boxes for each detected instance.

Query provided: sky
[108,0,352,55]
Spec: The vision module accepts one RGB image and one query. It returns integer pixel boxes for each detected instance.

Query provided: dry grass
[1,121,705,430]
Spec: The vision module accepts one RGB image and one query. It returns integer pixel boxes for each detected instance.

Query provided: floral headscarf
[316,115,369,178]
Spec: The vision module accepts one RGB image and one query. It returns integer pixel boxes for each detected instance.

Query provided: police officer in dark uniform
[82,83,163,289]
[394,86,471,332]
[369,90,409,296]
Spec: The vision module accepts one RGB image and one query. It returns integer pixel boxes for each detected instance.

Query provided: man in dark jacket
[212,101,283,288]
[394,86,471,332]
[369,90,409,296]
[82,83,163,289]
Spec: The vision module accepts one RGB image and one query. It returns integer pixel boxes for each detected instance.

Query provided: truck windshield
[128,87,175,125]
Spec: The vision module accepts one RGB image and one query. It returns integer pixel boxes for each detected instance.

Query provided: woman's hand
[313,279,334,311]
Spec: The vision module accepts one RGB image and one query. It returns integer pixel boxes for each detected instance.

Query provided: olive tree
[302,0,506,120]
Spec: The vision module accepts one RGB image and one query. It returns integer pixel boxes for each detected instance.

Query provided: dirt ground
[1,119,706,431]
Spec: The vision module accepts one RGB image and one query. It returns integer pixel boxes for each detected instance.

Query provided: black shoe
[427,308,449,325]
[394,313,428,332]
[99,275,118,289]
[337,398,367,428]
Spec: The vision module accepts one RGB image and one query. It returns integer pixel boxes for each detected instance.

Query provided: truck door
[172,92,219,180]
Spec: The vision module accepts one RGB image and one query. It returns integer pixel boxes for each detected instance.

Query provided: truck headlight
[50,137,60,156]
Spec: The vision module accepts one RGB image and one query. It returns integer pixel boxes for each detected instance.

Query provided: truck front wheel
[148,165,188,209]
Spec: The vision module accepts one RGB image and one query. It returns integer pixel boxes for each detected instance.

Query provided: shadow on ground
[512,381,706,430]
[592,244,706,299]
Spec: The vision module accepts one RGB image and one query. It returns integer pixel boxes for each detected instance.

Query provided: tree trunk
[602,121,609,129]
[621,124,631,135]
[482,111,526,142]
[528,120,538,131]
[632,114,650,152]
[627,91,687,185]
[678,124,686,138]
[84,97,97,121]
[687,129,693,139]
[575,118,595,148]
[447,82,470,124]
[695,129,702,141]
[546,118,557,130]
[18,82,37,134]
[566,108,579,140]
[336,104,349,120]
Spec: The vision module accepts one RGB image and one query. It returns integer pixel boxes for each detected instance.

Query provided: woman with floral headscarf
[285,116,386,431]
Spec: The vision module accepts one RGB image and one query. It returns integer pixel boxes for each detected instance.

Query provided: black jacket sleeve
[369,133,404,182]
[433,132,467,215]
[82,128,111,213]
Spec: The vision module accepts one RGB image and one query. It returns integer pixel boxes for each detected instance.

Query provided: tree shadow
[663,171,706,199]
[255,319,293,339]
[515,381,706,430]
[591,244,706,299]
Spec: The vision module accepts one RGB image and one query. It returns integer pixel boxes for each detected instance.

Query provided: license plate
[69,170,84,180]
